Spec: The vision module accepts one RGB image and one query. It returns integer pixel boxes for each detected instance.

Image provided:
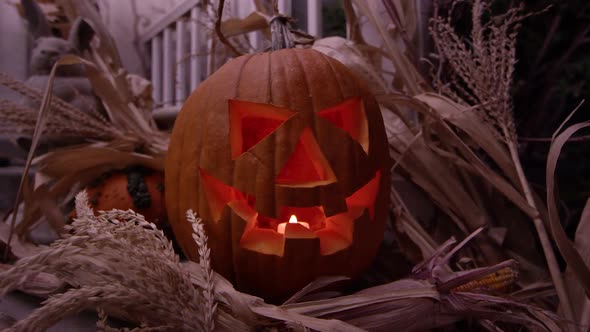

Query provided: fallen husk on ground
[0,192,565,331]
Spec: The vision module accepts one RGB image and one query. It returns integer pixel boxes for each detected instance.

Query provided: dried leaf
[341,0,364,44]
[390,186,438,261]
[546,121,590,297]
[0,263,63,297]
[565,198,590,328]
[383,93,537,219]
[58,55,154,139]
[313,37,390,95]
[36,144,165,178]
[282,276,350,305]
[351,0,425,95]
[4,54,71,259]
[414,93,519,185]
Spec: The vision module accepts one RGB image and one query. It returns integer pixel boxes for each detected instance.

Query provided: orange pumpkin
[166,48,390,301]
[83,167,167,227]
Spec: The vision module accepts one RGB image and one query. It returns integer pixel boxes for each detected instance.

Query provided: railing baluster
[278,0,291,16]
[190,7,201,91]
[307,0,322,37]
[151,34,162,105]
[237,0,261,52]
[163,26,174,107]
[175,19,187,105]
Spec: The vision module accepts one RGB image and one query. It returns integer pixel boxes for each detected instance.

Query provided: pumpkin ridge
[288,50,319,176]
[186,79,222,261]
[223,54,263,280]
[289,49,314,113]
[174,91,199,259]
[269,51,286,217]
[167,94,189,238]
[266,52,272,104]
[272,50,312,217]
[233,53,257,99]
[316,51,346,101]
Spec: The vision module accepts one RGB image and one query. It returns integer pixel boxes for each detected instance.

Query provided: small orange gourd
[166,48,390,301]
[83,167,167,227]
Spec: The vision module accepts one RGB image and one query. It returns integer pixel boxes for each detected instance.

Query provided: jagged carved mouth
[199,168,381,256]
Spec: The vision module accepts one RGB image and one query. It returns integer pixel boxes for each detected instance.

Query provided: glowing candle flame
[277,214,310,234]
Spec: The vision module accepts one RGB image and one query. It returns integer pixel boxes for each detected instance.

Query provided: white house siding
[0,1,29,99]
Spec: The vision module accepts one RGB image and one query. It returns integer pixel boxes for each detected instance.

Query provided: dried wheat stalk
[187,211,216,332]
[0,99,115,140]
[0,72,111,129]
[0,191,207,331]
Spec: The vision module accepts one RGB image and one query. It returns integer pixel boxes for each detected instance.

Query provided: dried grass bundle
[0,192,218,331]
[0,193,565,331]
[430,1,526,142]
[0,98,114,140]
[0,72,110,129]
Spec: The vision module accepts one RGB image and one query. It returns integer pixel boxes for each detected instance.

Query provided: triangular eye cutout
[276,128,337,187]
[317,97,369,153]
[229,100,294,159]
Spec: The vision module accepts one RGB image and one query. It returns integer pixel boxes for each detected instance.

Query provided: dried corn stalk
[311,0,580,325]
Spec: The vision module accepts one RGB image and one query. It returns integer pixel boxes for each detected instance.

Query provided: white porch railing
[140,0,323,125]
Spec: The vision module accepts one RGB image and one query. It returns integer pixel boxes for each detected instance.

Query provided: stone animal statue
[21,0,99,117]
[18,0,104,152]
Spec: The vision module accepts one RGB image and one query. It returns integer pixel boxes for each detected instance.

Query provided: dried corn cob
[452,267,518,293]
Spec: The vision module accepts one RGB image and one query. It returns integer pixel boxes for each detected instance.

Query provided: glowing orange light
[277,214,310,234]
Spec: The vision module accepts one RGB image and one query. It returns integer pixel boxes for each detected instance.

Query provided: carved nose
[275,128,336,188]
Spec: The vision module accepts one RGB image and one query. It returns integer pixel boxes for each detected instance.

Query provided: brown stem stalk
[520,134,590,143]
[270,15,294,50]
[342,0,364,44]
[504,125,575,323]
[215,0,243,57]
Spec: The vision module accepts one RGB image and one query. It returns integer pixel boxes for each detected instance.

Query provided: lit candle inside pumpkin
[277,214,310,234]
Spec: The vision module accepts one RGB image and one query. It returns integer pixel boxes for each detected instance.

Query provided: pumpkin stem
[270,15,295,50]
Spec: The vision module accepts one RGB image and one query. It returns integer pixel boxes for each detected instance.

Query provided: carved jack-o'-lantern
[166,48,391,301]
